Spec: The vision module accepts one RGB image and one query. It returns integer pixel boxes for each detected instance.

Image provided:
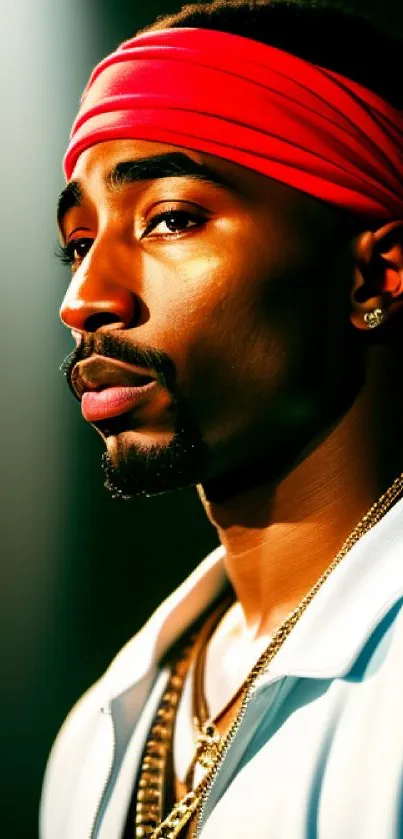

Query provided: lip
[81,382,157,422]
[71,353,157,397]
[69,353,159,422]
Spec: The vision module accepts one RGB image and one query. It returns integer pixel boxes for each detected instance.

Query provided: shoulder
[39,546,227,838]
[39,679,106,839]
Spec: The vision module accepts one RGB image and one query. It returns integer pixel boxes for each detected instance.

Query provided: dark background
[1,1,402,836]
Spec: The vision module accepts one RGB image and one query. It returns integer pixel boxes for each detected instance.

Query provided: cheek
[141,233,304,408]
[140,224,356,442]
[153,268,289,430]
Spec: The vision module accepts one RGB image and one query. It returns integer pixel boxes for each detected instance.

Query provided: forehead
[71,138,250,192]
[59,137,339,236]
[58,137,299,236]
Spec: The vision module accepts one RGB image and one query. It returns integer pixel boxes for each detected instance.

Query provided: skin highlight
[58,138,403,645]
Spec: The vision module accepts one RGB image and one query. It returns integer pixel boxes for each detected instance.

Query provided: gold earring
[363,308,386,329]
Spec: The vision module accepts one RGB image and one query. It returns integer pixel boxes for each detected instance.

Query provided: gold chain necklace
[134,599,232,838]
[189,604,249,777]
[135,472,403,839]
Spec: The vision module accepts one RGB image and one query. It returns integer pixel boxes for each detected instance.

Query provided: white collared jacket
[40,498,403,839]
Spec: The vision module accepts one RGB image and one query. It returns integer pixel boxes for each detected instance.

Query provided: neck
[198,348,403,639]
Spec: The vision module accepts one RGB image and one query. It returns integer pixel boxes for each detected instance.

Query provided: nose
[59,245,138,334]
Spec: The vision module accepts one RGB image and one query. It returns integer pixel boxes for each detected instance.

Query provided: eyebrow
[56,152,231,231]
[57,181,83,231]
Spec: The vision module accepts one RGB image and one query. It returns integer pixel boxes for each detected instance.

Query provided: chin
[97,414,209,499]
[105,426,177,456]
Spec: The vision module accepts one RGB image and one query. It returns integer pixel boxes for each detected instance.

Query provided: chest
[59,602,403,839]
[169,664,403,839]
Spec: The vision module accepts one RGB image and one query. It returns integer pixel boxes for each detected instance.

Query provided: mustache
[60,333,176,400]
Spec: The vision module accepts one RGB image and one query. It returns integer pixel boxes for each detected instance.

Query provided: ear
[350,220,403,331]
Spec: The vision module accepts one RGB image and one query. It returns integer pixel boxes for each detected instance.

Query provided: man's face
[59,139,361,499]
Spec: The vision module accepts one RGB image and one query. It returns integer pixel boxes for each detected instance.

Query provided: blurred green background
[1,1,403,836]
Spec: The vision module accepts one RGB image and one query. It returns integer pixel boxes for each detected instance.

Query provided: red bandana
[64,27,403,220]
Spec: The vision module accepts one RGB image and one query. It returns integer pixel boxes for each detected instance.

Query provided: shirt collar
[104,497,403,700]
[104,544,228,699]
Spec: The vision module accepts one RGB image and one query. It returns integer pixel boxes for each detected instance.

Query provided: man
[41,1,403,837]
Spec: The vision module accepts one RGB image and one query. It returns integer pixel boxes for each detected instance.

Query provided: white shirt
[40,497,403,839]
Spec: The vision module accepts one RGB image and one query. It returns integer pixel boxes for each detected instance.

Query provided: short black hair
[140,0,403,109]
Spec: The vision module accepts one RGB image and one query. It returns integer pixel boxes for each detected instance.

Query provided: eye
[56,237,93,267]
[142,209,206,238]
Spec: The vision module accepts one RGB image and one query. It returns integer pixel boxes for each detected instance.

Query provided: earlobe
[350,220,403,331]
